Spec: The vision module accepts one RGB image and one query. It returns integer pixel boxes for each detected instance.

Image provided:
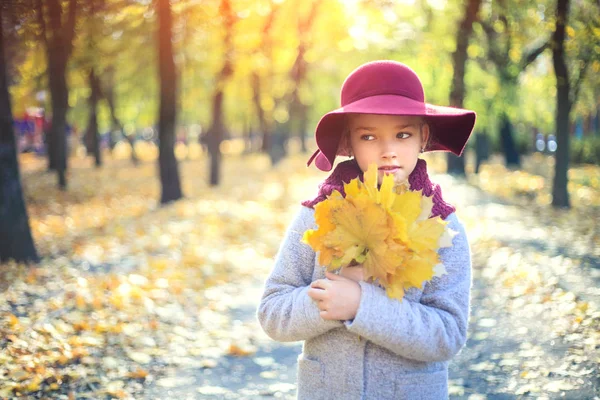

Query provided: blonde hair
[336,125,352,156]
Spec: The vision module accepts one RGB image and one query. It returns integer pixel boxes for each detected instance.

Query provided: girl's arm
[345,213,471,362]
[257,207,343,342]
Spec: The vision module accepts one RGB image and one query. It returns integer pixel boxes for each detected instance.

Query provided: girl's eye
[360,134,375,141]
[397,132,412,139]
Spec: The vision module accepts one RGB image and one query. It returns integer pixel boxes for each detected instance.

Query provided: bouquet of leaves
[302,164,456,301]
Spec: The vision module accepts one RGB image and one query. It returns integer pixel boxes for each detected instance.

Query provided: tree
[251,1,279,157]
[156,0,182,202]
[248,0,320,165]
[206,0,235,186]
[550,0,598,208]
[72,0,143,166]
[0,1,39,263]
[287,0,320,155]
[551,0,571,208]
[103,65,138,165]
[478,0,549,167]
[447,0,482,175]
[36,0,77,190]
[80,0,105,167]
[86,67,102,167]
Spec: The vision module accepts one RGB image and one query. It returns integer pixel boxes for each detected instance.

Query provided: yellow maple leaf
[390,190,422,226]
[408,217,448,252]
[302,163,451,301]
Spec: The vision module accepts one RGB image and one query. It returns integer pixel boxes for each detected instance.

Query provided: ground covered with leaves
[1,150,599,399]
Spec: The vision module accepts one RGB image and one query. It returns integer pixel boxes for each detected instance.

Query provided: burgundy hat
[307,60,476,171]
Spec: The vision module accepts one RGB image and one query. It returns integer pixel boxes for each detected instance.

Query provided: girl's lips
[378,166,400,173]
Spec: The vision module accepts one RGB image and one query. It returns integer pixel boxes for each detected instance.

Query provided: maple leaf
[302,163,452,301]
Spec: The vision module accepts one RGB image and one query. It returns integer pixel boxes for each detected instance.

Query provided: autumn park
[1,0,599,398]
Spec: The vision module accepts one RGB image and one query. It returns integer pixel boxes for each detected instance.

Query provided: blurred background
[4,0,599,182]
[1,0,599,399]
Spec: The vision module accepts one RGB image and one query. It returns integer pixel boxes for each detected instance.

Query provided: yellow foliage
[303,164,453,301]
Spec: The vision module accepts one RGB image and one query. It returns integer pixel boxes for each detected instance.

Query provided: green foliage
[515,128,533,155]
[571,136,600,165]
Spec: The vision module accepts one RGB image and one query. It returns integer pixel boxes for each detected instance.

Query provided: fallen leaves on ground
[471,153,600,207]
[457,236,600,398]
[1,149,599,398]
[434,165,600,398]
[424,152,600,208]
[1,151,320,399]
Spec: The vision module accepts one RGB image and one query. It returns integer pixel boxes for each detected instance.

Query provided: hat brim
[310,94,476,171]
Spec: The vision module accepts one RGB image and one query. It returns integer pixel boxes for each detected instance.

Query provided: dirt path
[143,173,599,399]
[440,176,599,399]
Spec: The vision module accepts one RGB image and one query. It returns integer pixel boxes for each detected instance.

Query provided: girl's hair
[421,118,432,151]
[337,125,352,156]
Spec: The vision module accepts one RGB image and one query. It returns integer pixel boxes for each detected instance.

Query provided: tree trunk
[104,66,138,165]
[208,92,224,186]
[47,59,68,189]
[46,117,56,170]
[87,68,102,167]
[253,73,271,153]
[298,102,308,153]
[254,4,278,155]
[157,0,182,204]
[499,112,521,167]
[39,0,76,190]
[480,4,548,169]
[446,150,466,176]
[474,130,490,174]
[0,4,39,263]
[447,0,481,176]
[289,2,319,155]
[551,0,571,208]
[270,123,287,166]
[207,0,234,186]
[243,122,252,154]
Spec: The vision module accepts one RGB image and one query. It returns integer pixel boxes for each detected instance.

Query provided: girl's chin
[377,170,408,186]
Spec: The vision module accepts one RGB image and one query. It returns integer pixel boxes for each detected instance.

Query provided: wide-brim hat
[307,60,477,171]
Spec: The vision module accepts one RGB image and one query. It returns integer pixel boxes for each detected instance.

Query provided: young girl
[258,60,475,399]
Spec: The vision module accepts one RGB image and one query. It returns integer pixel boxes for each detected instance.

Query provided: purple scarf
[301,158,455,220]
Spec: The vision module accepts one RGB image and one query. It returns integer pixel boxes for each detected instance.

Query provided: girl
[257,60,475,399]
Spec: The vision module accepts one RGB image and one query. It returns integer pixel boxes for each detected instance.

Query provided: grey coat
[257,206,472,400]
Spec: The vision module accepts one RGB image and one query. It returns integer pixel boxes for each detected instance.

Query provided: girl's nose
[381,143,397,159]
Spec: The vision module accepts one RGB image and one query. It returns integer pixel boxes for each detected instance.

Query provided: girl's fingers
[311,279,331,289]
[307,287,326,301]
[325,271,347,281]
[315,301,326,311]
[319,310,332,320]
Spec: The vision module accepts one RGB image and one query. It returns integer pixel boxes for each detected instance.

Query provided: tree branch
[570,57,590,106]
[300,0,320,33]
[520,39,549,70]
[474,54,490,71]
[496,0,512,64]
[480,19,509,73]
[499,14,511,61]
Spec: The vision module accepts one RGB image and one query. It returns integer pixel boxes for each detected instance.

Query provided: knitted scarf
[301,158,455,220]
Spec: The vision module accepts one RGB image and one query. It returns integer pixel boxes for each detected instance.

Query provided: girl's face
[347,113,429,185]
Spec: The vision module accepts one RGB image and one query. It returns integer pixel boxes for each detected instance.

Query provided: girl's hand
[307,272,361,321]
[339,266,364,282]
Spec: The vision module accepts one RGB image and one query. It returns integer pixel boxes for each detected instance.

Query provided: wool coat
[257,206,472,400]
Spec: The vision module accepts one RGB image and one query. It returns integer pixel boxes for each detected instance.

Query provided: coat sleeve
[345,213,471,362]
[257,207,343,342]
